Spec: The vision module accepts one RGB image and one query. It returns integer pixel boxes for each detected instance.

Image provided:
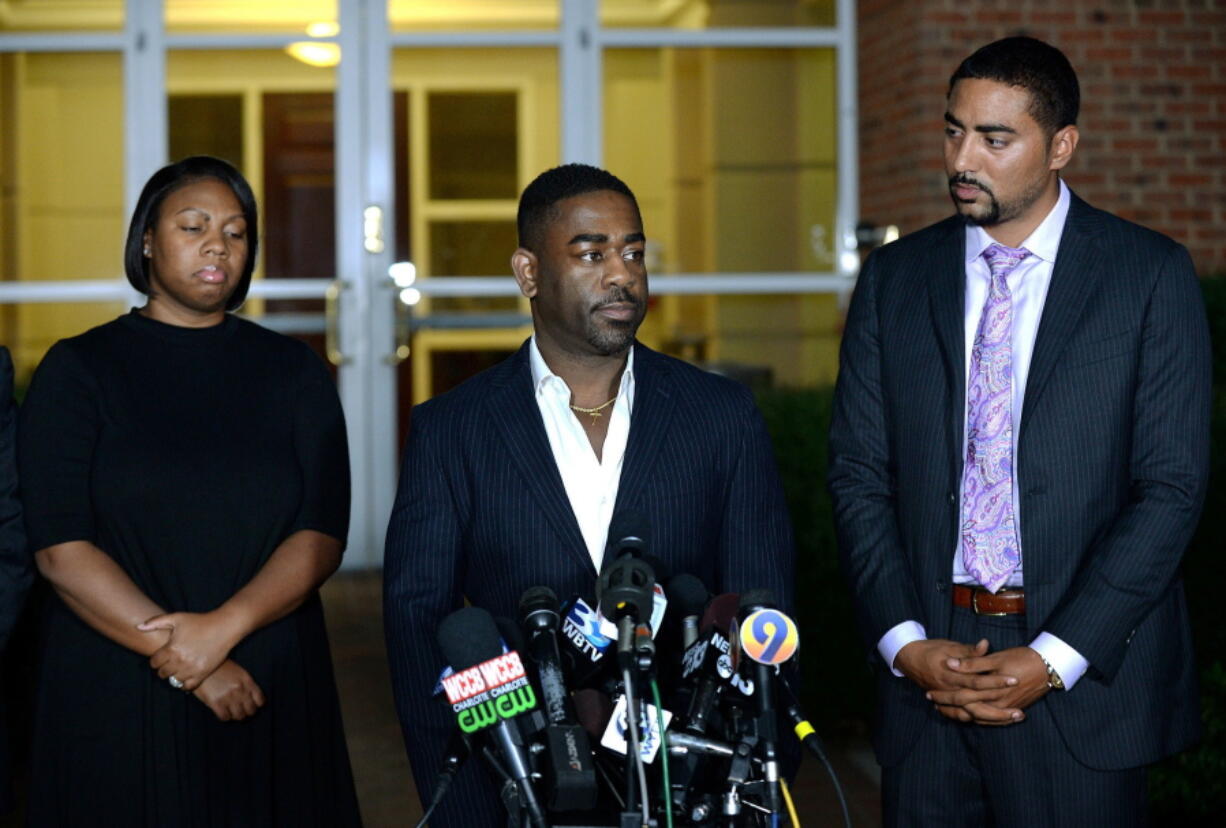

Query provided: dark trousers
[881,606,1149,828]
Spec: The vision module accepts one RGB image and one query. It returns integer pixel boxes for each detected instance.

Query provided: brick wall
[858,0,1225,274]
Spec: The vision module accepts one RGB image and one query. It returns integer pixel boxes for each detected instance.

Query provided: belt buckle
[971,589,1009,617]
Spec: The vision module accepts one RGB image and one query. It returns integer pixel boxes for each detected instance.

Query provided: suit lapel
[613,344,677,523]
[928,223,968,477]
[1020,195,1106,437]
[486,343,593,573]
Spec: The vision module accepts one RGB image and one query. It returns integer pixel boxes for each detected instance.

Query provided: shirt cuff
[878,620,928,677]
[1030,632,1089,690]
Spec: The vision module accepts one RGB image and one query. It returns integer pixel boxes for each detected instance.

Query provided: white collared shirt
[878,181,1089,688]
[529,337,635,571]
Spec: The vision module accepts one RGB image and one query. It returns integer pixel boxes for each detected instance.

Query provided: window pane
[604,46,840,387]
[0,51,125,376]
[165,1,336,35]
[602,0,834,28]
[428,92,518,200]
[427,220,520,313]
[169,94,244,168]
[0,0,123,31]
[389,1,558,32]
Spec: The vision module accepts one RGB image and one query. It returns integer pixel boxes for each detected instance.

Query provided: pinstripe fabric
[882,609,1149,828]
[828,193,1210,779]
[384,340,795,827]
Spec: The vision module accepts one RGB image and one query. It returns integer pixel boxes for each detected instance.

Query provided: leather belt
[952,584,1025,616]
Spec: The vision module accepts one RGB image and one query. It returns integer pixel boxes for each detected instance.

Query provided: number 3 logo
[740,609,799,665]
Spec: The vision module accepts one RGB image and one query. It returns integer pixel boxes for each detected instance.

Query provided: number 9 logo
[740,609,799,665]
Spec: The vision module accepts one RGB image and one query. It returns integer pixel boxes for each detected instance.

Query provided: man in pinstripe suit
[829,37,1209,826]
[385,164,795,827]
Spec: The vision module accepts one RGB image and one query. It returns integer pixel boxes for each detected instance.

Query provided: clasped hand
[895,638,1050,726]
[138,609,245,692]
[138,610,264,721]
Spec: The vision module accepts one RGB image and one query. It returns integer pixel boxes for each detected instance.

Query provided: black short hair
[124,155,259,311]
[517,163,639,252]
[949,36,1079,137]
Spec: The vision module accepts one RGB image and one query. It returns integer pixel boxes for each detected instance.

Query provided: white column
[361,0,398,571]
[836,0,860,280]
[123,0,166,220]
[559,0,602,165]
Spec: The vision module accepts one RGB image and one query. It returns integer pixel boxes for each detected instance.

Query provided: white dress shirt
[529,337,635,572]
[878,181,1090,689]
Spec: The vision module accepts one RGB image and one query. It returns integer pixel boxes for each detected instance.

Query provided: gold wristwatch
[1038,654,1065,690]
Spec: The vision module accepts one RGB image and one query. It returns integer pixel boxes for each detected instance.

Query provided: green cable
[650,679,675,828]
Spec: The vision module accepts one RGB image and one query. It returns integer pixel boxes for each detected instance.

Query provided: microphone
[598,512,657,673]
[437,607,547,828]
[667,574,710,650]
[519,587,599,812]
[679,592,745,735]
[737,590,800,817]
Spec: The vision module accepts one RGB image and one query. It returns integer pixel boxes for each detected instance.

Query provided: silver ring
[168,676,184,690]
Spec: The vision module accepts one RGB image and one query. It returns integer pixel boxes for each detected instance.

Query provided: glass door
[0,0,859,569]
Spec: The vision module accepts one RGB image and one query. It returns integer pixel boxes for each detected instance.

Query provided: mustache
[949,174,993,196]
[591,289,643,312]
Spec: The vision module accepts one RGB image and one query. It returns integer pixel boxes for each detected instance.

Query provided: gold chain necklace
[569,395,618,424]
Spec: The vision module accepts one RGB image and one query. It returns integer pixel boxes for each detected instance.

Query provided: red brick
[1164,101,1212,116]
[1139,47,1188,62]
[1170,174,1214,187]
[1171,209,1214,222]
[1139,11,1187,26]
[1109,28,1159,43]
[1163,29,1212,44]
[1085,46,1135,61]
[1112,64,1160,80]
[1112,138,1160,151]
[1057,28,1107,44]
[923,11,970,24]
[1030,11,1077,26]
[1167,65,1213,80]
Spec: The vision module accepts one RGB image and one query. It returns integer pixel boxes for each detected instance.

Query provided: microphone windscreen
[519,585,561,619]
[604,510,651,557]
[668,574,710,618]
[572,688,614,740]
[495,616,528,655]
[437,606,504,670]
[701,592,740,631]
[738,589,776,613]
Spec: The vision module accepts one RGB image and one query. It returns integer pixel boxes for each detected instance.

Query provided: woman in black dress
[17,156,362,826]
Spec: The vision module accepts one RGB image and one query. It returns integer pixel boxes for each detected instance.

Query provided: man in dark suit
[829,37,1209,826]
[0,346,31,813]
[384,163,795,827]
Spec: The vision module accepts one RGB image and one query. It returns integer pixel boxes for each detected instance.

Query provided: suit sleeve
[382,401,501,826]
[0,348,31,650]
[717,387,796,616]
[1042,243,1211,681]
[827,254,925,658]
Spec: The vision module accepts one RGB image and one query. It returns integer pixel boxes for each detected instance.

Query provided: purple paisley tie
[961,242,1031,594]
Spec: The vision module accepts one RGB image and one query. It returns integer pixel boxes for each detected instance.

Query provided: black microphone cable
[781,678,851,828]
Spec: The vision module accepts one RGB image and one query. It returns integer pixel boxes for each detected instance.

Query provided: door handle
[325,279,350,366]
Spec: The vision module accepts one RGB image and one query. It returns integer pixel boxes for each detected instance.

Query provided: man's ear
[1048,124,1079,172]
[511,247,539,299]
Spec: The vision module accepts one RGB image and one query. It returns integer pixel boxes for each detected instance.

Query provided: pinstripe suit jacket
[384,340,794,826]
[828,193,1209,771]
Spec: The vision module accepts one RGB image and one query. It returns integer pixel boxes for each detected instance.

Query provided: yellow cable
[781,777,801,827]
